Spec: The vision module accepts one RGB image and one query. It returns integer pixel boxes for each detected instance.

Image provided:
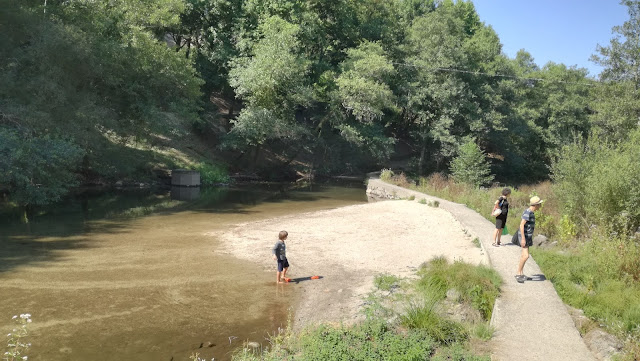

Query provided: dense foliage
[2,0,639,205]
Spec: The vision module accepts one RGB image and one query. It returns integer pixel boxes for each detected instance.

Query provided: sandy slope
[212,200,486,329]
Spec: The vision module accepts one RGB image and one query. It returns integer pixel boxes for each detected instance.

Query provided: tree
[449,140,494,188]
[226,16,311,160]
[404,6,472,175]
[592,0,640,85]
[590,0,640,141]
[0,128,84,221]
[0,1,203,191]
[336,41,396,122]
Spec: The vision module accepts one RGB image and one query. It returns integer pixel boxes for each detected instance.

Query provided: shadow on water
[0,180,366,273]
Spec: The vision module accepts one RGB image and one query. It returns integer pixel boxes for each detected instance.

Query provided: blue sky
[471,0,629,77]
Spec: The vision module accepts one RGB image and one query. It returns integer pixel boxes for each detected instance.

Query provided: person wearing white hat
[514,196,544,283]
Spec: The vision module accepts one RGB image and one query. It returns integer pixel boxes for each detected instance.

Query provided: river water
[0,182,366,361]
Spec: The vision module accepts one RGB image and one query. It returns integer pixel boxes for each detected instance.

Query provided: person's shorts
[495,216,507,229]
[511,231,533,248]
[277,258,289,272]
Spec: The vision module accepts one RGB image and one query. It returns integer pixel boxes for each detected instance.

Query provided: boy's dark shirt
[522,208,535,239]
[272,241,286,260]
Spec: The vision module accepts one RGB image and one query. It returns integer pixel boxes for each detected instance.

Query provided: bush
[449,141,494,188]
[380,168,394,181]
[552,130,640,234]
[298,321,437,361]
[0,128,84,207]
[195,161,231,185]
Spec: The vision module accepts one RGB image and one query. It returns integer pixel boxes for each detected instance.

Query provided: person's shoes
[515,275,525,283]
[492,242,500,247]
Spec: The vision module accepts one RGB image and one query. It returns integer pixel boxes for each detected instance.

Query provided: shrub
[195,161,231,185]
[0,128,84,208]
[559,214,578,245]
[380,168,394,181]
[298,321,437,361]
[552,130,640,234]
[449,141,494,188]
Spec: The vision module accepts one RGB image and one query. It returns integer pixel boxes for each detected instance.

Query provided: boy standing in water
[272,230,289,283]
[514,196,544,283]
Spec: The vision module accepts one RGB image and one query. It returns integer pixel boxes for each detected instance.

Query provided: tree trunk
[252,144,261,168]
[418,136,428,176]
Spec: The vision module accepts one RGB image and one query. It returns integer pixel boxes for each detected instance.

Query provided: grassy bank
[379,170,640,359]
[224,258,501,361]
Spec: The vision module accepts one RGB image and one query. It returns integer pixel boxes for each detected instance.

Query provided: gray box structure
[171,169,201,187]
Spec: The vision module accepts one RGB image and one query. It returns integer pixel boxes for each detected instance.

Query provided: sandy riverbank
[212,199,487,329]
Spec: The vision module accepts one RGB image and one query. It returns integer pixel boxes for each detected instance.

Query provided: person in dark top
[513,196,543,283]
[272,230,289,283]
[491,188,511,246]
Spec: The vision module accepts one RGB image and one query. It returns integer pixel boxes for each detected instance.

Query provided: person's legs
[492,228,501,246]
[277,260,284,283]
[282,259,289,280]
[493,218,505,246]
[517,246,529,275]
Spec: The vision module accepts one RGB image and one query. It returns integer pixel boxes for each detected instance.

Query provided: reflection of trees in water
[0,180,365,228]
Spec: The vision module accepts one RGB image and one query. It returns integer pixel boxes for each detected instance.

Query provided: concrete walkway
[367,179,596,361]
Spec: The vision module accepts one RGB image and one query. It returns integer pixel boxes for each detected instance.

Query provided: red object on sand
[284,278,292,282]
[310,275,320,280]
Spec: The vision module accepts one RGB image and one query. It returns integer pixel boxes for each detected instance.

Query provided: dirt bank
[213,199,486,329]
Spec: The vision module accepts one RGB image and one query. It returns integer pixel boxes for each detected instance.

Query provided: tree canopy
[2,0,639,204]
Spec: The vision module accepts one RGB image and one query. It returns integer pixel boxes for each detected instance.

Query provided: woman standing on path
[491,188,511,247]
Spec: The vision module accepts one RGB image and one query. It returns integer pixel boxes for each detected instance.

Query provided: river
[0,181,367,361]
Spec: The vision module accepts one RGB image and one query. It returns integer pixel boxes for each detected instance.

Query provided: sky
[471,0,629,77]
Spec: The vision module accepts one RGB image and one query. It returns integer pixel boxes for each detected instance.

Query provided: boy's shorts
[511,231,533,248]
[277,258,289,272]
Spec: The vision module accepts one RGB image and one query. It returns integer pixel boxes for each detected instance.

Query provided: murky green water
[0,181,367,361]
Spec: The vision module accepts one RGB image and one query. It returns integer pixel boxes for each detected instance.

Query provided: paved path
[367,179,596,361]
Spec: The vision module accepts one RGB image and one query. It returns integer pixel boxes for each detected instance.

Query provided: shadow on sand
[288,275,324,283]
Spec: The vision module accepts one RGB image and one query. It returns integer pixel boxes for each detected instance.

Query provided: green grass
[195,161,231,185]
[472,237,481,248]
[471,322,495,341]
[415,257,502,321]
[231,258,500,361]
[532,243,640,337]
[400,300,469,344]
[374,273,400,292]
[379,172,640,358]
